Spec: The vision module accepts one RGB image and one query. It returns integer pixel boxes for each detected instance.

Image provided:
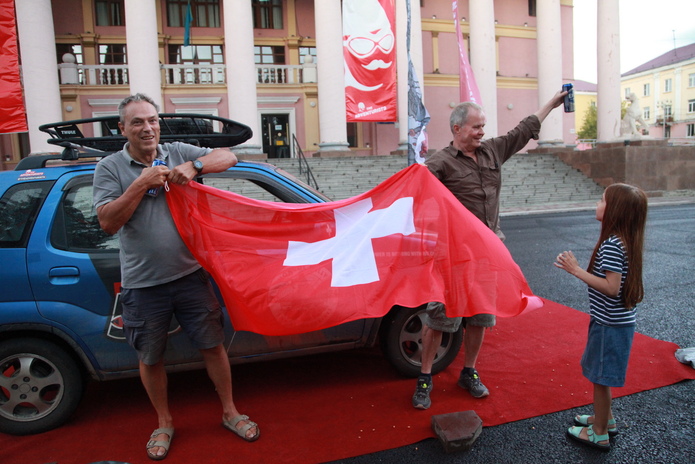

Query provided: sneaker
[457,369,489,398]
[412,375,433,409]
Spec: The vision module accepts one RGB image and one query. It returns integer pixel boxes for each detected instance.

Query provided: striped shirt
[588,235,636,326]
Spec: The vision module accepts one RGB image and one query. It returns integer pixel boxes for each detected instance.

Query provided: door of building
[261,113,290,158]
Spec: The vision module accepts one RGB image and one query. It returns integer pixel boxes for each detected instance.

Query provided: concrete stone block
[431,410,483,454]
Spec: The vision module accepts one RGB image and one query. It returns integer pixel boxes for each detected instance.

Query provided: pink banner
[343,0,397,122]
[0,0,27,134]
[452,1,482,105]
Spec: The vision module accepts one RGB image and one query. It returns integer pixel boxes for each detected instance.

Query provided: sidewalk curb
[501,196,695,217]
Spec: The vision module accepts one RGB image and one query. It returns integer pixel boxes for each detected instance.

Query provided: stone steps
[262,153,604,208]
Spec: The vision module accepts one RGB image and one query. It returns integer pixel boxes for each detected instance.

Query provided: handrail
[292,134,319,190]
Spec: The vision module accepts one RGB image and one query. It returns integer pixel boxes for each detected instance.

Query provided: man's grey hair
[449,101,484,133]
[118,93,160,124]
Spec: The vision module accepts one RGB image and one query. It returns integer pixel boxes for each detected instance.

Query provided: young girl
[554,183,648,451]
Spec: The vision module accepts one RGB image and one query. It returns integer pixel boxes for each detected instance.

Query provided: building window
[664,105,672,117]
[664,78,672,93]
[689,99,695,113]
[56,44,83,64]
[689,73,695,87]
[346,122,358,147]
[99,44,127,65]
[98,44,127,84]
[168,45,224,84]
[169,45,224,65]
[167,0,220,27]
[255,46,286,83]
[687,123,695,137]
[254,45,285,65]
[252,0,283,29]
[299,47,317,64]
[528,0,536,17]
[95,0,124,26]
[643,83,650,96]
[57,44,84,84]
[643,106,650,119]
[624,88,631,98]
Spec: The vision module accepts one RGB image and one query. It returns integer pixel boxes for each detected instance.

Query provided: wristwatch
[192,159,204,174]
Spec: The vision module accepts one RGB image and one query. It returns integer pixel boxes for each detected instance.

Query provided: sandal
[567,425,610,451]
[574,414,618,436]
[146,427,174,461]
[222,414,260,442]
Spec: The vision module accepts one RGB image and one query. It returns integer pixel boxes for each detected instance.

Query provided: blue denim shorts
[121,268,225,365]
[581,318,635,387]
[424,302,496,333]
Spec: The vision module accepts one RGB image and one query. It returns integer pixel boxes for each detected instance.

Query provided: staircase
[259,153,604,209]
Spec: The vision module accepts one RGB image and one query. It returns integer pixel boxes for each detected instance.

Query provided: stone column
[124,0,162,107]
[314,0,349,153]
[536,0,563,144]
[15,0,63,154]
[395,0,408,151]
[596,0,621,141]
[410,0,424,101]
[469,0,498,136]
[223,0,262,154]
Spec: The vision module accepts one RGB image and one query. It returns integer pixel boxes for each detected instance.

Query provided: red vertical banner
[452,1,482,105]
[0,0,27,134]
[343,0,397,122]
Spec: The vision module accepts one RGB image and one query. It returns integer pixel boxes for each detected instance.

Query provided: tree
[577,104,597,140]
[576,101,629,140]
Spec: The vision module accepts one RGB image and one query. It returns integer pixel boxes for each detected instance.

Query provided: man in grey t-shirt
[94,93,259,460]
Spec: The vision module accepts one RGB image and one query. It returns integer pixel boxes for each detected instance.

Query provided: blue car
[0,115,462,435]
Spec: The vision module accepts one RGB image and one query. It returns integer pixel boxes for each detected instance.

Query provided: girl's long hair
[587,183,648,308]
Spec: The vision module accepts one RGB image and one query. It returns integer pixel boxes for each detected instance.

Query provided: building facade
[620,43,695,141]
[1,0,577,167]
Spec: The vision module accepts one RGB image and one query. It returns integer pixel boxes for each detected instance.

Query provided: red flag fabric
[166,164,542,336]
[452,1,482,105]
[343,0,397,122]
[0,0,27,134]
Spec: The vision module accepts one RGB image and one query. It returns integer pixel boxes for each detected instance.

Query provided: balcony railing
[58,61,316,86]
[164,64,227,85]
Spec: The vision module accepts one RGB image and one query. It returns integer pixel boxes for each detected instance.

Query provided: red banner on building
[0,0,27,134]
[167,164,542,336]
[343,0,397,122]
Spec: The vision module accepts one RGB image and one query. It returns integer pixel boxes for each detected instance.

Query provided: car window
[0,181,52,248]
[51,181,119,252]
[203,176,284,202]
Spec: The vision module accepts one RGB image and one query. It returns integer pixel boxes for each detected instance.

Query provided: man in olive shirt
[412,91,566,409]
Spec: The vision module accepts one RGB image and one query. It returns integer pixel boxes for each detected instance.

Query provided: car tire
[380,305,464,377]
[0,338,84,435]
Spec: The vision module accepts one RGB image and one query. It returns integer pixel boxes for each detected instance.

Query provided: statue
[620,92,649,138]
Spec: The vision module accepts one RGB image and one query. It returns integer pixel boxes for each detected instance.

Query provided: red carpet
[4,300,693,464]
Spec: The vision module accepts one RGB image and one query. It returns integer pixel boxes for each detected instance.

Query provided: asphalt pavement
[331,201,695,464]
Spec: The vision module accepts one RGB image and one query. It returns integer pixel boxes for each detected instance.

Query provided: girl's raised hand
[554,250,580,275]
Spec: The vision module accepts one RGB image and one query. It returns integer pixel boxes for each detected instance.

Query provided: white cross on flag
[167,164,542,336]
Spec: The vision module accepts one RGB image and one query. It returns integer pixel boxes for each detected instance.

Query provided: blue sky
[573,0,695,83]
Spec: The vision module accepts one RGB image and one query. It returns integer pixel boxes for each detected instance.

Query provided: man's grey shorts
[424,302,496,333]
[120,268,225,365]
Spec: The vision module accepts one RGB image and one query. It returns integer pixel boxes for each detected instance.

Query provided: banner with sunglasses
[343,0,397,122]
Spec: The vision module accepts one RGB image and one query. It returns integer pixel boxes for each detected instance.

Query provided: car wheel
[380,305,464,377]
[0,338,84,435]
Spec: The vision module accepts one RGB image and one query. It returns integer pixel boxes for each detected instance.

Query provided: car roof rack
[15,114,253,171]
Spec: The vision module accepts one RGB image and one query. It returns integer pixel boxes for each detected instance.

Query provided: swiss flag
[167,164,542,336]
